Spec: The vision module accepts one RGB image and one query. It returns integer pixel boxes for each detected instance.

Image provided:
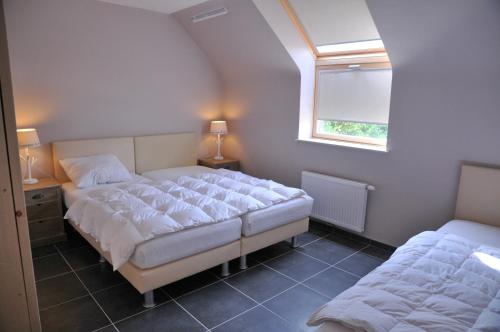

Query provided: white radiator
[301,171,374,233]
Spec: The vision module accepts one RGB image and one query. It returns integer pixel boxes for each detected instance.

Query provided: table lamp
[17,128,40,184]
[210,120,227,160]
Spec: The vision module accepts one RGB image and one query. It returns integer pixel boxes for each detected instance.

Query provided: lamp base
[213,155,224,161]
[23,178,39,185]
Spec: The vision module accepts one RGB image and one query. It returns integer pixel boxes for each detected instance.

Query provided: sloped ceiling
[173,0,298,82]
[97,0,208,14]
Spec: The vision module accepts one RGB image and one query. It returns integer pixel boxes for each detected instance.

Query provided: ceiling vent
[191,7,228,23]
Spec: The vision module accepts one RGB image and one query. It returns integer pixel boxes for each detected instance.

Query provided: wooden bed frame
[52,132,308,307]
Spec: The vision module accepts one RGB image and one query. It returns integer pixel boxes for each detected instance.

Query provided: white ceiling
[289,0,380,46]
[98,0,209,14]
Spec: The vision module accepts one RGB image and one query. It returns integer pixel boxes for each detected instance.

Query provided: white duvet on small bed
[65,169,306,270]
[308,231,500,331]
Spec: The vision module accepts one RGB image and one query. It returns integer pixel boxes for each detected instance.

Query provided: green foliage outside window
[317,120,388,140]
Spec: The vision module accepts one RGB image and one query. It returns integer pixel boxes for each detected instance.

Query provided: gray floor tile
[55,231,89,252]
[209,257,259,279]
[116,301,205,332]
[225,265,296,302]
[177,281,256,328]
[32,244,58,259]
[93,283,169,322]
[62,246,100,270]
[296,238,357,265]
[40,295,109,332]
[326,232,367,249]
[264,251,328,282]
[33,253,70,281]
[248,241,293,262]
[162,270,219,298]
[37,273,87,309]
[335,251,384,277]
[94,325,117,332]
[212,306,299,332]
[263,285,329,331]
[361,245,394,260]
[76,263,125,293]
[303,266,359,299]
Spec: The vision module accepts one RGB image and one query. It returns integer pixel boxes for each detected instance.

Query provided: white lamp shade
[17,128,40,147]
[210,120,228,134]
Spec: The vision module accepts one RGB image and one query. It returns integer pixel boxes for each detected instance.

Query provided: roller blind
[289,0,380,46]
[316,68,392,124]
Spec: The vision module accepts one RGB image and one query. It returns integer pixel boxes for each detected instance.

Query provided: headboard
[134,132,197,174]
[52,137,135,182]
[455,164,500,227]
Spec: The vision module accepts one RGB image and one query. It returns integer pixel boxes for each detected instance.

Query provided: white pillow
[59,154,132,188]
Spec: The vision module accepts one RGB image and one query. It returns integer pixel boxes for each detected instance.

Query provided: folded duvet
[65,169,306,269]
[308,231,500,331]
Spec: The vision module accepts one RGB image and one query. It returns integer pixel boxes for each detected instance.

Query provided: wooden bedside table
[198,158,240,171]
[23,178,66,248]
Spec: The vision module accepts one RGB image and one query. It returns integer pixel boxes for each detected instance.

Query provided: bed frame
[52,132,308,307]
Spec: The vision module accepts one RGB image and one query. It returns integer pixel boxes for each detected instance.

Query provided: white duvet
[308,231,500,332]
[65,169,306,270]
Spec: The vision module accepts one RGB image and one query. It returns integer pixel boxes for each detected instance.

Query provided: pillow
[59,154,132,188]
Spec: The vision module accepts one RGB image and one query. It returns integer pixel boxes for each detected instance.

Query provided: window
[314,62,392,145]
[281,0,393,147]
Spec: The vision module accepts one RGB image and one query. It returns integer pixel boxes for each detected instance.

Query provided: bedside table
[23,178,66,248]
[198,158,240,171]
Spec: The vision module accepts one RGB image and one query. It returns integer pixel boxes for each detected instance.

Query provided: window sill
[296,137,388,153]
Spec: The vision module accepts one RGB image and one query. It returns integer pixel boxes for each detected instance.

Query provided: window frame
[312,62,392,146]
[280,0,392,147]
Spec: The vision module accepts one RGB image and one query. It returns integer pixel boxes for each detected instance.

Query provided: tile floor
[33,222,394,332]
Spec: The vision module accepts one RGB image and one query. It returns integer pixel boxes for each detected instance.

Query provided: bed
[52,132,312,307]
[142,166,313,269]
[310,164,500,332]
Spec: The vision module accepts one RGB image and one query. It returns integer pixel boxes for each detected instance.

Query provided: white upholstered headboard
[134,132,197,174]
[455,164,500,227]
[52,137,136,183]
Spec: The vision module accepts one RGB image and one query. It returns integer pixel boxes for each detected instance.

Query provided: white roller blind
[289,0,380,46]
[316,68,392,124]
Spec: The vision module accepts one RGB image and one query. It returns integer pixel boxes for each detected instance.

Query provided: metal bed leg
[143,291,156,308]
[239,255,248,270]
[221,262,230,277]
[99,255,106,263]
[291,235,299,248]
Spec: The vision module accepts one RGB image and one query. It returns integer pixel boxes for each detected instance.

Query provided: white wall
[176,0,500,246]
[5,0,222,177]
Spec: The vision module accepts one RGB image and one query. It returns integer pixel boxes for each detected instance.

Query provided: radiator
[301,171,374,233]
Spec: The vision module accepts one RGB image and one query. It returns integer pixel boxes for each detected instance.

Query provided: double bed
[52,132,312,307]
[310,164,500,331]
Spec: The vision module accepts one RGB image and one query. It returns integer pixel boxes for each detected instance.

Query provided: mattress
[437,219,500,248]
[129,217,241,269]
[141,166,313,237]
[61,178,242,269]
[240,196,313,236]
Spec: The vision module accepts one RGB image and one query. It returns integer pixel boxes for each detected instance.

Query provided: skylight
[316,39,385,56]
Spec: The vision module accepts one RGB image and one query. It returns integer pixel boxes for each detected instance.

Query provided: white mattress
[61,176,242,269]
[437,219,500,248]
[240,196,313,236]
[130,217,241,269]
[141,166,313,236]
